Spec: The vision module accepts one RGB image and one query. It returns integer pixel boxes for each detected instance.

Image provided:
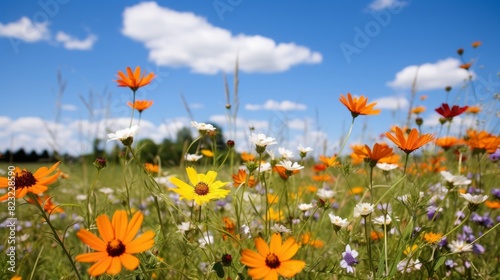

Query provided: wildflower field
[2,46,500,280]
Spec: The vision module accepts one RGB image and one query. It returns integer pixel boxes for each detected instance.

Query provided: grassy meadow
[1,57,500,280]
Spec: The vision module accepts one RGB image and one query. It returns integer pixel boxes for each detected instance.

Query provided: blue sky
[1,0,499,157]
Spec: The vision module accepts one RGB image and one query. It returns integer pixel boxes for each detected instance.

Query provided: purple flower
[340,244,359,273]
[427,205,442,220]
[473,244,485,254]
[438,236,448,248]
[445,259,457,269]
[491,188,500,200]
[489,149,500,162]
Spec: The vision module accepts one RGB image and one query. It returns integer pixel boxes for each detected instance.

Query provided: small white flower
[298,203,314,212]
[107,125,139,142]
[249,133,277,147]
[353,202,375,217]
[270,223,292,234]
[460,193,488,204]
[278,147,294,159]
[297,144,313,153]
[317,188,335,200]
[397,258,422,273]
[76,194,87,201]
[276,160,304,171]
[240,224,252,238]
[448,240,473,253]
[328,213,349,229]
[376,163,399,171]
[185,153,203,162]
[99,187,114,195]
[440,171,472,186]
[258,162,272,172]
[190,121,216,132]
[373,214,397,226]
[177,222,193,234]
[198,232,214,248]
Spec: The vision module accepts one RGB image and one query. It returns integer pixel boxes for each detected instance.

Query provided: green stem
[403,153,410,175]
[364,216,375,278]
[129,90,136,128]
[27,193,82,280]
[338,117,356,157]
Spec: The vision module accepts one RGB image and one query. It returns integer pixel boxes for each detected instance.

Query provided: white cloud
[55,31,97,50]
[245,100,307,111]
[0,17,50,42]
[368,0,406,11]
[387,58,471,91]
[372,96,409,110]
[121,2,322,74]
[62,104,78,111]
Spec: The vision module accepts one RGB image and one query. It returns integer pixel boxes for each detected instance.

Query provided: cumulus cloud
[0,17,50,42]
[387,58,471,91]
[368,0,406,11]
[56,31,97,50]
[62,104,78,111]
[245,100,307,111]
[121,2,322,74]
[372,96,409,110]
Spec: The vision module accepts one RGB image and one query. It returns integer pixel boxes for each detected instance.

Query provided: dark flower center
[265,253,280,269]
[106,239,126,257]
[15,170,37,190]
[344,252,358,266]
[195,182,209,196]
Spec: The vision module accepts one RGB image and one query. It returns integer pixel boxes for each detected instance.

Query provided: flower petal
[96,213,115,243]
[120,253,140,271]
[88,256,112,277]
[255,237,270,257]
[241,249,266,268]
[248,266,273,280]
[77,229,107,251]
[106,257,122,275]
[112,210,128,241]
[75,251,108,263]
[275,238,299,262]
[125,230,155,254]
[123,211,144,244]
[276,260,306,278]
[269,233,282,254]
[186,167,198,186]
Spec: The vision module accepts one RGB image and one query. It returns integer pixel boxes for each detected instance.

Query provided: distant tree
[136,138,158,163]
[27,150,39,162]
[13,148,27,162]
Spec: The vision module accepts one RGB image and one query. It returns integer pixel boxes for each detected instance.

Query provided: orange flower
[241,152,256,162]
[0,162,60,201]
[423,232,443,244]
[485,200,500,209]
[300,232,324,248]
[466,130,500,154]
[350,144,366,165]
[339,93,381,118]
[370,231,384,241]
[378,154,400,165]
[267,193,279,204]
[312,174,334,183]
[471,41,482,48]
[127,100,153,113]
[354,143,393,167]
[459,63,472,70]
[466,105,481,114]
[349,186,365,195]
[240,233,306,280]
[27,195,64,214]
[75,210,155,276]
[312,163,327,172]
[435,136,464,151]
[144,163,159,174]
[319,155,339,167]
[232,169,256,187]
[419,95,428,101]
[272,166,299,180]
[116,66,155,92]
[201,149,214,157]
[222,217,236,240]
[385,127,434,154]
[411,106,426,115]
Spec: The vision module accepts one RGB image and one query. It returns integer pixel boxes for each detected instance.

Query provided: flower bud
[226,139,235,149]
[93,157,107,170]
[457,48,464,55]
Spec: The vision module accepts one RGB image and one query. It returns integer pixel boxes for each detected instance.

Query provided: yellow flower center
[106,239,126,257]
[195,182,209,196]
[265,253,280,269]
[15,170,37,190]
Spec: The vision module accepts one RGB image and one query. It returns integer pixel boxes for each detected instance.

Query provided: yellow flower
[265,208,284,221]
[169,167,229,205]
[411,106,426,115]
[423,232,443,244]
[466,105,481,114]
[404,244,418,255]
[0,162,60,201]
[350,186,365,195]
[241,233,306,280]
[75,210,155,276]
[201,149,214,157]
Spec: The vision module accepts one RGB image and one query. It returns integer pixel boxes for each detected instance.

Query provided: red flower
[435,103,468,120]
